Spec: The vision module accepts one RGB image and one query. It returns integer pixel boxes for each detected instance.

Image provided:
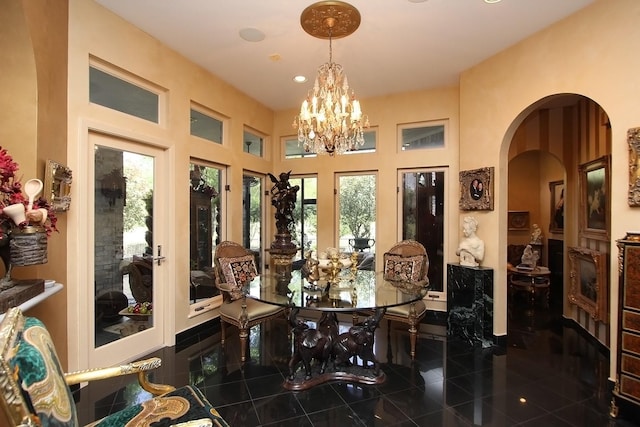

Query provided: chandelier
[293,1,369,156]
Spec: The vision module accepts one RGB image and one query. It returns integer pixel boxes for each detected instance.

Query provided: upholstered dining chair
[0,307,228,427]
[380,239,430,359]
[213,241,286,363]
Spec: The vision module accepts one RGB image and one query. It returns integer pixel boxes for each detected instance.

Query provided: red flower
[0,146,57,237]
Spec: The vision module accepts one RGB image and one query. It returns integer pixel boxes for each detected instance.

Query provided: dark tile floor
[77,301,639,426]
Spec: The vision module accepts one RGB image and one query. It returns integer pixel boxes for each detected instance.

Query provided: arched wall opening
[504,93,611,347]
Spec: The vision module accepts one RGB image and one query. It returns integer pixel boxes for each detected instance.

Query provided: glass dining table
[243,268,429,390]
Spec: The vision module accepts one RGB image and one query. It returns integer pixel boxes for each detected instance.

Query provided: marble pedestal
[447,263,493,347]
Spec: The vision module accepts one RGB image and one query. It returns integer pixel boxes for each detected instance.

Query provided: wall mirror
[628,127,640,206]
[44,160,72,211]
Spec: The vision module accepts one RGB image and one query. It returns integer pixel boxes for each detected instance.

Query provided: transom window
[243,129,264,157]
[89,65,161,123]
[190,105,224,144]
[398,121,447,151]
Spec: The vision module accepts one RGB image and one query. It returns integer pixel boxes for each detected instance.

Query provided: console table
[507,266,551,308]
[245,269,428,390]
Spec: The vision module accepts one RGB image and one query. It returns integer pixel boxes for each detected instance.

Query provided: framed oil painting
[549,180,564,233]
[568,246,607,322]
[507,211,529,231]
[628,127,640,206]
[459,167,494,211]
[44,160,72,212]
[579,156,609,240]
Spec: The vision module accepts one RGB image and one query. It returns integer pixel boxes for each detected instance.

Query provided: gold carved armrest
[64,357,175,396]
[171,419,213,427]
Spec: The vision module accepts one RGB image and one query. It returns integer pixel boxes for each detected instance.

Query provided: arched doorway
[504,93,611,346]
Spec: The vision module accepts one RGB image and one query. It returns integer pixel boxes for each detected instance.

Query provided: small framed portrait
[507,211,529,231]
[549,180,564,233]
[568,246,607,322]
[579,156,610,240]
[459,167,494,210]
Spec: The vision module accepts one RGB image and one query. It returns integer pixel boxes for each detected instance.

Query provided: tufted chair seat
[0,307,229,427]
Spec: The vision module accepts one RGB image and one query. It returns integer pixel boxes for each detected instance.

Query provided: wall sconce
[100,168,127,207]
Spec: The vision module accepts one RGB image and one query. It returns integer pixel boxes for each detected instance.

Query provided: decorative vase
[0,226,48,290]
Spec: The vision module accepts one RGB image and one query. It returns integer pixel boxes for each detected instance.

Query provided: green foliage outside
[123,153,154,232]
[340,175,376,239]
[289,177,318,249]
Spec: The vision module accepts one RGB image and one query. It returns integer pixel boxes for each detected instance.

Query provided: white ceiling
[94,0,595,112]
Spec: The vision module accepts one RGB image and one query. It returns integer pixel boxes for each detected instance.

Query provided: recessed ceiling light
[484,0,502,3]
[293,75,307,83]
[408,0,428,3]
[239,27,265,42]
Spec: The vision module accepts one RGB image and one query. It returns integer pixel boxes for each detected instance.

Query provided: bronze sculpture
[268,171,299,238]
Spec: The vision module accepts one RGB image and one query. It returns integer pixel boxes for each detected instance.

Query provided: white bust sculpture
[530,223,543,244]
[456,216,485,267]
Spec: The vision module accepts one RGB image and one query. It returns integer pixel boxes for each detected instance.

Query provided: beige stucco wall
[5,0,637,384]
[1,0,69,368]
[459,0,638,376]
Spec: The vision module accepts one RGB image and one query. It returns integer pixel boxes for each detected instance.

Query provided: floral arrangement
[0,147,57,236]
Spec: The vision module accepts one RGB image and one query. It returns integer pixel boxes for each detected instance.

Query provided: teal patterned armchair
[0,307,229,427]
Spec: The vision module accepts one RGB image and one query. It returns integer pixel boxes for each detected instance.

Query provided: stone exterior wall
[94,148,124,297]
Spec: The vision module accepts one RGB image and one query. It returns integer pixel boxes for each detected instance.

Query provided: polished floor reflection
[75,302,639,426]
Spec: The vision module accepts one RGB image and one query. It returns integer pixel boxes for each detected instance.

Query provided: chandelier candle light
[293,1,369,156]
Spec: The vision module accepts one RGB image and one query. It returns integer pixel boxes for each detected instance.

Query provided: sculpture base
[0,279,44,315]
[283,363,386,391]
[270,233,297,251]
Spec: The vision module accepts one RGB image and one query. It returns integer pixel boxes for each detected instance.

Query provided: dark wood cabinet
[612,233,640,419]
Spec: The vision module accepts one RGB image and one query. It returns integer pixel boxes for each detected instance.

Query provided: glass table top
[245,269,429,312]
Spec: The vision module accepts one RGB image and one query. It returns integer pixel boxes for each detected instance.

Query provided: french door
[88,131,168,368]
[399,168,446,302]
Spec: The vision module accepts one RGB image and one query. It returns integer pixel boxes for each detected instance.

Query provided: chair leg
[408,321,417,359]
[239,325,249,363]
[221,320,226,345]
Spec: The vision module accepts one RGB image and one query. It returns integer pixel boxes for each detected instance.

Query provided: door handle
[153,245,166,266]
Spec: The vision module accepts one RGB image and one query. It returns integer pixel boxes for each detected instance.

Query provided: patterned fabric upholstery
[87,385,228,427]
[0,308,229,427]
[7,316,78,426]
[383,253,424,282]
[218,254,258,300]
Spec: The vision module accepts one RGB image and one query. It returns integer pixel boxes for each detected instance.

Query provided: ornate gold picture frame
[507,211,529,231]
[459,167,494,211]
[628,127,640,206]
[44,160,72,212]
[579,156,609,240]
[568,246,607,322]
[549,180,564,233]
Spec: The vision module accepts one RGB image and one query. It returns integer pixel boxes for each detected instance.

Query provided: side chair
[0,307,228,427]
[380,239,430,359]
[213,241,286,363]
